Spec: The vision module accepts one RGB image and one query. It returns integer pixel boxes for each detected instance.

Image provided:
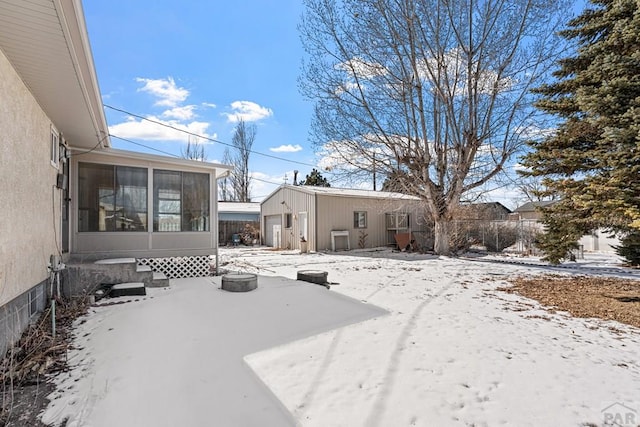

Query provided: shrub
[614,231,640,266]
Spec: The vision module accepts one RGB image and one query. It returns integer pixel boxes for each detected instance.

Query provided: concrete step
[94,257,137,266]
[137,264,152,273]
[110,282,146,297]
[149,271,169,288]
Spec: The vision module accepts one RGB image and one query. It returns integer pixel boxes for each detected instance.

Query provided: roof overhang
[260,184,422,206]
[0,0,110,149]
[74,147,233,178]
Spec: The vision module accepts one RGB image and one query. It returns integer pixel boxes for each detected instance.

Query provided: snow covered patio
[42,249,640,426]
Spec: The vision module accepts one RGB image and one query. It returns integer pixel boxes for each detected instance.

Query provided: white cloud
[202,102,217,109]
[136,77,189,107]
[316,136,397,172]
[109,116,215,142]
[224,101,273,123]
[336,57,387,80]
[269,144,303,153]
[162,105,196,121]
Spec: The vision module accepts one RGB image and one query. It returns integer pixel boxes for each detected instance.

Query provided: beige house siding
[261,185,316,250]
[0,47,61,307]
[261,185,428,252]
[315,195,418,250]
[70,150,222,259]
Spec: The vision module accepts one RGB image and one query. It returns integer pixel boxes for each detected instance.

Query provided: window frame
[77,162,149,232]
[153,169,211,232]
[50,126,59,168]
[386,212,410,230]
[353,211,368,229]
[285,213,293,229]
[28,287,39,318]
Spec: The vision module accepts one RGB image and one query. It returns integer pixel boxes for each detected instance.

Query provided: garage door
[264,215,282,247]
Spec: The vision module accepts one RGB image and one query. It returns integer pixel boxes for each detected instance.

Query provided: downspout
[214,169,232,276]
[314,192,318,252]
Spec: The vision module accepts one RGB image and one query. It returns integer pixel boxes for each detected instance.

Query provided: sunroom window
[153,170,210,232]
[78,163,148,232]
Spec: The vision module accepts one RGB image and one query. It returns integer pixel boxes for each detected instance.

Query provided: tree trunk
[433,220,451,256]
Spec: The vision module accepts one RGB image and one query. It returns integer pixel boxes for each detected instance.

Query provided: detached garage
[260,185,428,252]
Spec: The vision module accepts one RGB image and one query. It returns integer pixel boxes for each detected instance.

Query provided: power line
[111,134,295,188]
[109,134,181,158]
[103,104,318,168]
[250,175,285,186]
[70,132,110,157]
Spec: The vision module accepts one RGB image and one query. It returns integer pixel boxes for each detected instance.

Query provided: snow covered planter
[221,274,258,292]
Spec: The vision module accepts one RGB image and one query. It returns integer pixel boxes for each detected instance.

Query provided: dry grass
[1,296,90,426]
[500,275,640,329]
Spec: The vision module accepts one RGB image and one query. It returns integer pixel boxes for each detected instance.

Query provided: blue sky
[84,1,587,207]
[84,0,316,200]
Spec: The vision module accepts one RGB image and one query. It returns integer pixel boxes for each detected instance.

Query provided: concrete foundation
[0,280,47,357]
[64,259,154,298]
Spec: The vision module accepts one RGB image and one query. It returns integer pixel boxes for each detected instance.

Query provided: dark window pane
[78,163,148,232]
[154,170,182,232]
[115,166,148,231]
[354,211,367,228]
[183,172,210,231]
[78,163,114,232]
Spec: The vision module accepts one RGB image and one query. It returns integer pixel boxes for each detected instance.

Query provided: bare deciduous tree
[300,0,571,254]
[218,147,232,201]
[228,119,256,202]
[181,135,207,162]
[516,176,559,205]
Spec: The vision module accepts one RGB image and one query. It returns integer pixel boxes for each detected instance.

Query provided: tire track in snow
[364,273,459,427]
[293,329,344,421]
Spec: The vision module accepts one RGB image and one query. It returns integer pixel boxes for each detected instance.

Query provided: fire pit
[221,273,258,292]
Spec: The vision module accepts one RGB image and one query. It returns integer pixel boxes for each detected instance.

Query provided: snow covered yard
[41,248,639,426]
[228,248,640,426]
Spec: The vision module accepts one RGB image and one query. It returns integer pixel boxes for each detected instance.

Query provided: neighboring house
[512,201,620,253]
[458,202,512,220]
[0,0,231,355]
[260,185,428,252]
[579,230,620,253]
[512,201,557,220]
[218,202,260,245]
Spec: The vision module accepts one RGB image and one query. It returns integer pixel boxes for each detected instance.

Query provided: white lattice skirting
[138,256,213,279]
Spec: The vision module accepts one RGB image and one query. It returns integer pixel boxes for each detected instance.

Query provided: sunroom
[70,148,231,272]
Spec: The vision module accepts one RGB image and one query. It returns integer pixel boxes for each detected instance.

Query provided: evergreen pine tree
[520,0,640,263]
[299,169,331,187]
[614,231,640,266]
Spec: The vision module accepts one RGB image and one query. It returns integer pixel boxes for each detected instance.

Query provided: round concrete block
[222,273,258,292]
[297,270,328,286]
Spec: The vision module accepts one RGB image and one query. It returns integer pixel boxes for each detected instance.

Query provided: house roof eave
[71,147,233,177]
[0,0,110,149]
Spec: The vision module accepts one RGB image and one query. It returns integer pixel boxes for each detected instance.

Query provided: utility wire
[70,132,110,157]
[109,134,181,158]
[111,134,289,186]
[104,104,318,168]
[250,176,286,186]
